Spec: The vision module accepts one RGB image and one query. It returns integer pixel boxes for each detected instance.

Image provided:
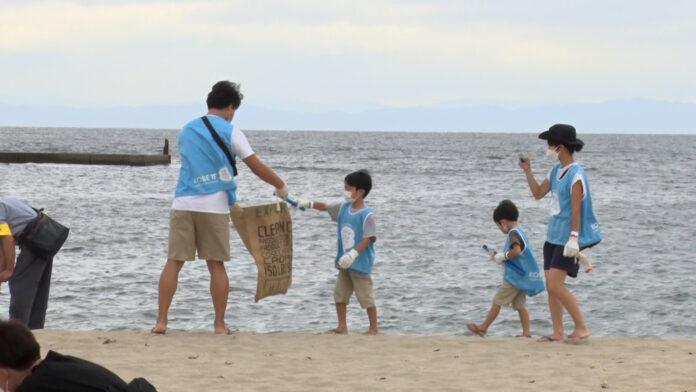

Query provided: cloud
[0,0,695,108]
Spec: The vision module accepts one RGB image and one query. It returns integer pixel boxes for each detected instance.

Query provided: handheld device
[518,153,526,163]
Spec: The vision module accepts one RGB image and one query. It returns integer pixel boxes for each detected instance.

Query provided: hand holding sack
[273,183,289,200]
[338,249,359,269]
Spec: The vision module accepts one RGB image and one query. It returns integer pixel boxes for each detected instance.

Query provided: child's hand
[492,252,507,264]
[338,249,358,269]
[487,248,497,259]
[296,200,314,209]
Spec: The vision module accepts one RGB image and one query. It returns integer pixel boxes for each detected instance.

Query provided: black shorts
[543,241,579,278]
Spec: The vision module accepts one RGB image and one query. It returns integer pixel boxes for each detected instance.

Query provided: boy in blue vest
[298,170,378,335]
[467,200,545,338]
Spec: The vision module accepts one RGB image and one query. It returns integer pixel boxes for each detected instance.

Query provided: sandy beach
[31,329,695,391]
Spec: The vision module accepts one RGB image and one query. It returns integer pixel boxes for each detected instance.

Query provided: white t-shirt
[172,120,254,213]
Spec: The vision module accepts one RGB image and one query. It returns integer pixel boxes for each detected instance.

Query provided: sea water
[1,127,695,337]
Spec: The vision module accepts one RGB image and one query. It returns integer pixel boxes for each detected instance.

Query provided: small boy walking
[467,200,545,338]
[298,170,378,335]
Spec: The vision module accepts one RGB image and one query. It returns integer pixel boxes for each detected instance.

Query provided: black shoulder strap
[200,116,238,176]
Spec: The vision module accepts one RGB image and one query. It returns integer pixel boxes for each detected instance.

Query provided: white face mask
[343,190,355,203]
[545,146,560,162]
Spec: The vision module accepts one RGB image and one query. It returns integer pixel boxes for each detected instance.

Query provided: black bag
[20,212,69,257]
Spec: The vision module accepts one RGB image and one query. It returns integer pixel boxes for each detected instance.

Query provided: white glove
[563,236,579,258]
[576,248,593,273]
[487,248,497,260]
[338,249,359,269]
[297,200,314,209]
[273,183,289,199]
[492,252,507,264]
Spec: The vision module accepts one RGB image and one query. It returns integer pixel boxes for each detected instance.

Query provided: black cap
[538,124,584,146]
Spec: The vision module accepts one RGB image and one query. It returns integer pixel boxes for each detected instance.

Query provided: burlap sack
[230,202,293,302]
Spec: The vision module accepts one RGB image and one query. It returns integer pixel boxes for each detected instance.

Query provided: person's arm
[242,154,286,190]
[491,241,521,263]
[232,129,287,195]
[563,181,584,258]
[354,236,376,252]
[505,242,522,259]
[310,201,327,211]
[338,237,375,269]
[519,157,550,200]
[570,180,583,233]
[0,235,16,282]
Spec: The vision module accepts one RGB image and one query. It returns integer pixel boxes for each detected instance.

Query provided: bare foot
[325,328,348,335]
[215,327,233,335]
[567,328,591,340]
[536,334,563,343]
[363,329,378,335]
[151,322,167,335]
[466,323,486,337]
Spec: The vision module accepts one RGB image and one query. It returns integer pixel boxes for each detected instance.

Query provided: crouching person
[0,196,69,329]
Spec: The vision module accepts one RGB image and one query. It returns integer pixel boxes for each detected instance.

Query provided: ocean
[1,127,695,337]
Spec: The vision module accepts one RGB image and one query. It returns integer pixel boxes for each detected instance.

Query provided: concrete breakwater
[0,139,171,166]
[0,151,171,166]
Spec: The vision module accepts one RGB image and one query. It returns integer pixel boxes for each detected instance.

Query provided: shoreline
[33,329,696,391]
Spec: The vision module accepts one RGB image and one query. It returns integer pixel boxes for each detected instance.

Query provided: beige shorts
[334,269,375,309]
[493,280,526,310]
[167,210,230,261]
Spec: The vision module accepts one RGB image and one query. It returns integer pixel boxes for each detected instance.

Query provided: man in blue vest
[152,81,289,335]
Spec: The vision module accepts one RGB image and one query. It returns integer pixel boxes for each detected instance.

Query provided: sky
[1,0,695,130]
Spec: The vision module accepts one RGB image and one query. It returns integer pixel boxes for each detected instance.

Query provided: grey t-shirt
[0,196,38,236]
[508,229,525,252]
[327,202,376,239]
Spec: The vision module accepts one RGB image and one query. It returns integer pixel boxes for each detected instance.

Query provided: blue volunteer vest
[547,163,602,247]
[335,202,376,274]
[503,227,545,297]
[175,116,238,205]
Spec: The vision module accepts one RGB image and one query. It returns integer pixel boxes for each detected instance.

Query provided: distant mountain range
[1,99,694,133]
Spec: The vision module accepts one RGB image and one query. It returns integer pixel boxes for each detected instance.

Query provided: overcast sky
[1,0,695,113]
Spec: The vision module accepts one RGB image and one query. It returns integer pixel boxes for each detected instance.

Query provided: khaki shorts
[334,269,375,309]
[167,210,230,261]
[493,280,526,310]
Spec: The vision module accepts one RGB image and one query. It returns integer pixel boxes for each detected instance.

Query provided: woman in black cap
[519,124,602,343]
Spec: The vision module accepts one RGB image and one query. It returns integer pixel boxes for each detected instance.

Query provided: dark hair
[0,320,41,370]
[345,169,372,198]
[547,139,583,154]
[493,199,518,223]
[206,81,244,110]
